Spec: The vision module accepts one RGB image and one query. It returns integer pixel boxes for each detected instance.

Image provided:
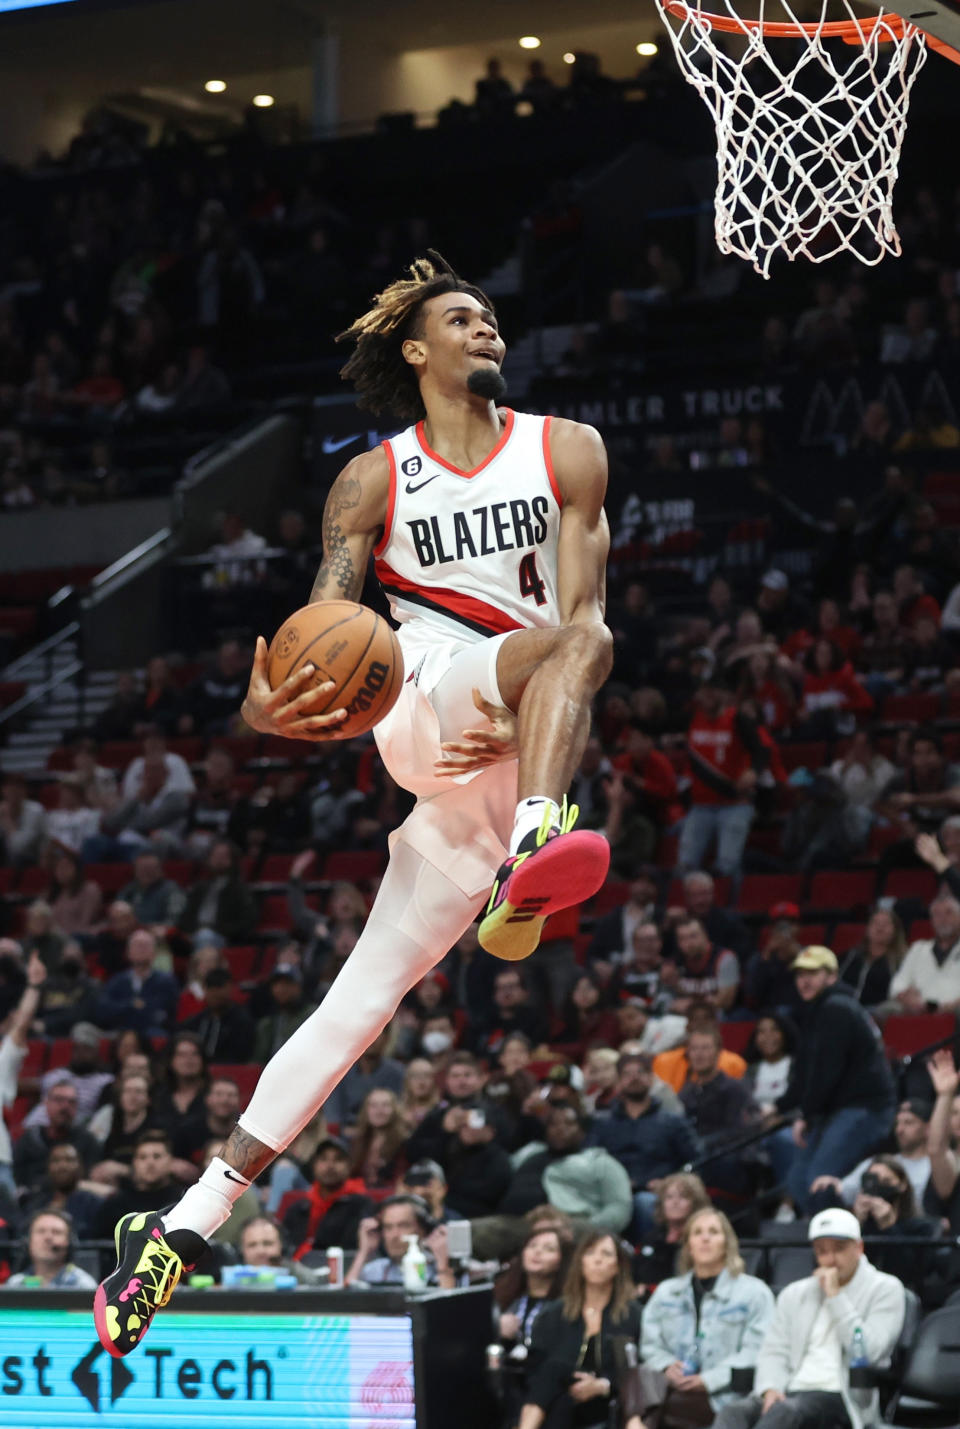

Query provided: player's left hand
[433,688,518,777]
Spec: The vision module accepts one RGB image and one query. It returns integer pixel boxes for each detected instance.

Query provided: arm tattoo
[311,474,364,601]
[221,1124,278,1181]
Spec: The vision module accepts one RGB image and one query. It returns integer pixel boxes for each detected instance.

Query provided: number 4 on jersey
[518,552,547,606]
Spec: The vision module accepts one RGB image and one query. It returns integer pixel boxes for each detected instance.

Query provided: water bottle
[849,1325,870,1408]
[402,1234,428,1293]
[681,1335,702,1375]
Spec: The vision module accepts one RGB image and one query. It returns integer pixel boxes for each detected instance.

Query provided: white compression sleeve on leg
[236,839,484,1152]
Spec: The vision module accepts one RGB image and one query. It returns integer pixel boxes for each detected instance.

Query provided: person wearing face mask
[641,1209,774,1427]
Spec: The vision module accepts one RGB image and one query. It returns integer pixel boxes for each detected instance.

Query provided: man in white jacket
[0,948,45,1197]
[714,1208,905,1429]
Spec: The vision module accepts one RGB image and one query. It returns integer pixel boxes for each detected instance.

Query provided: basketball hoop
[651,0,957,276]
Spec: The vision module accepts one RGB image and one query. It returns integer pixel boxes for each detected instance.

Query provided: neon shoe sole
[478,830,610,961]
[93,1211,182,1359]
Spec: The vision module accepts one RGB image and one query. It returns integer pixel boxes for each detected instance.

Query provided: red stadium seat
[16,866,49,896]
[908,919,933,942]
[779,743,827,774]
[797,924,827,946]
[736,874,804,915]
[808,870,876,913]
[209,1063,262,1104]
[223,946,259,982]
[883,869,939,904]
[257,894,291,932]
[720,1022,754,1055]
[4,1094,33,1140]
[258,854,296,884]
[48,1038,74,1069]
[323,850,386,882]
[164,859,196,887]
[542,905,579,944]
[883,1013,954,1057]
[832,922,866,954]
[87,862,134,895]
[881,692,942,724]
[591,880,631,916]
[21,1040,47,1078]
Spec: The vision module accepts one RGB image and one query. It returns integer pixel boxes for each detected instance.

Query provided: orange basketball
[266,600,404,739]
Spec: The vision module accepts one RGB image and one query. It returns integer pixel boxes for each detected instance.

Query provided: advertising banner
[0,1306,414,1428]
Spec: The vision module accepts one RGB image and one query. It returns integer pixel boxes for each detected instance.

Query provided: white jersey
[373,408,563,643]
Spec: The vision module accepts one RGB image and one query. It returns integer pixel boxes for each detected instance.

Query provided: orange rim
[660,0,960,60]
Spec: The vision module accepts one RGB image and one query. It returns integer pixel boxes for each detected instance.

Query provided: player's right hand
[241,636,348,740]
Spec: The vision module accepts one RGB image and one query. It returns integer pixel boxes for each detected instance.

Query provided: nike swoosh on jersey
[405,474,441,494]
[322,433,361,454]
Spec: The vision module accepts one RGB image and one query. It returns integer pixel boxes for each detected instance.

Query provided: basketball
[266,600,404,739]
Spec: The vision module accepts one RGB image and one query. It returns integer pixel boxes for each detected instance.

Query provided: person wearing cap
[589,1052,699,1235]
[280,1136,373,1258]
[397,1159,451,1223]
[743,904,803,1013]
[713,1207,905,1429]
[811,1098,933,1210]
[253,961,317,1064]
[770,948,896,1213]
[27,1021,113,1127]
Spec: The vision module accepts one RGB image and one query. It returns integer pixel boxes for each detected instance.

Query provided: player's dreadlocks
[337,250,495,423]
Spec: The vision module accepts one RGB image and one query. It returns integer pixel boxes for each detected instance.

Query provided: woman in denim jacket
[640,1208,774,1427]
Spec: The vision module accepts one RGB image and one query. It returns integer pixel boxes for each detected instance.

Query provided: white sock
[162,1157,250,1241]
[509,796,561,855]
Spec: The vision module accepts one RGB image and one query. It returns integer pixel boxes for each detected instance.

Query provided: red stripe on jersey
[375,560,524,636]
[373,440,398,558]
[415,408,516,478]
[542,415,563,508]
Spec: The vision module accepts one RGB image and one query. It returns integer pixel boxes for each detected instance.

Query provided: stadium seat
[48,1038,74,1069]
[881,692,942,723]
[86,862,134,895]
[881,1305,960,1424]
[223,946,259,982]
[257,894,293,932]
[883,1013,954,1057]
[720,1022,754,1055]
[209,1063,262,1103]
[257,853,297,883]
[541,905,579,944]
[908,919,933,941]
[808,870,876,913]
[323,850,386,881]
[797,924,827,946]
[736,874,804,915]
[883,869,939,904]
[831,922,866,954]
[779,742,827,774]
[164,859,196,886]
[4,1095,33,1140]
[22,1040,47,1077]
[591,880,631,916]
[16,865,48,896]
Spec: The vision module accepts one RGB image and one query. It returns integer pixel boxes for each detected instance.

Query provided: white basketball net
[653,0,928,276]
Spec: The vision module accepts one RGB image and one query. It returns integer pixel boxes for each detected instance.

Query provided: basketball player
[94,253,613,1356]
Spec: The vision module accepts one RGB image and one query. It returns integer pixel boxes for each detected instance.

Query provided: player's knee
[562,621,613,684]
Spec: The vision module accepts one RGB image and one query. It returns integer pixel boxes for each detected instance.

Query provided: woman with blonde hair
[399,1058,439,1127]
[839,904,907,1012]
[636,1172,712,1290]
[640,1208,774,1427]
[518,1230,643,1429]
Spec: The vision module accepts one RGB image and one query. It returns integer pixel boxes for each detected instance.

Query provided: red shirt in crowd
[612,747,680,823]
[687,706,784,806]
[800,663,873,717]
